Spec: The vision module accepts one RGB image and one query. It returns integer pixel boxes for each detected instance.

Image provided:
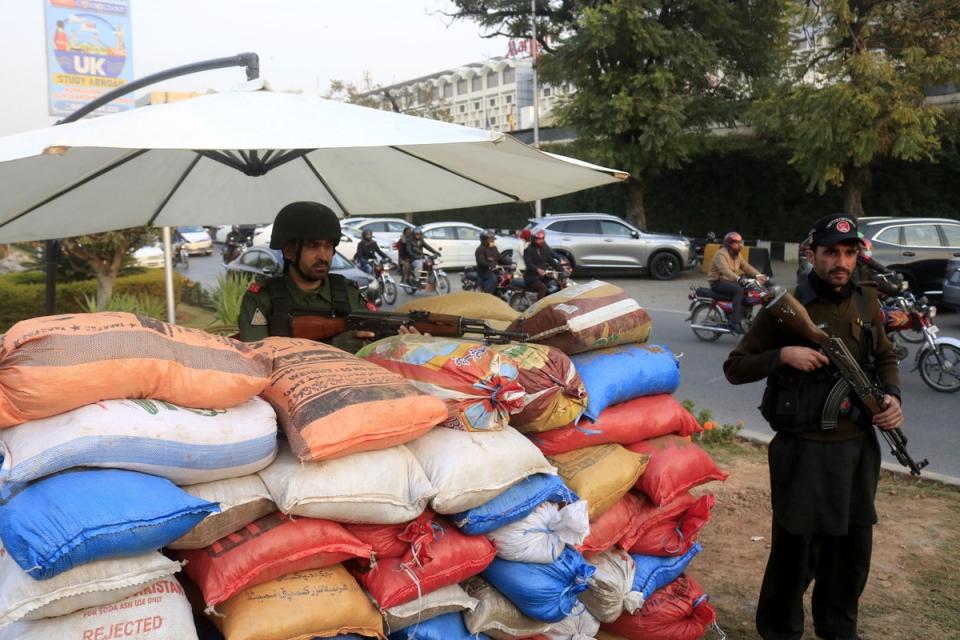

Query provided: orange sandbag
[0,313,271,427]
[578,492,645,556]
[601,575,715,640]
[253,337,447,462]
[345,510,436,561]
[530,395,702,456]
[626,435,728,506]
[179,512,373,607]
[548,444,648,521]
[350,515,496,610]
[623,493,715,557]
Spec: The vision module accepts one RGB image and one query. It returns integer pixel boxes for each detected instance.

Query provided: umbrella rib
[301,156,351,216]
[195,150,247,174]
[147,154,202,226]
[388,146,521,201]
[264,149,313,172]
[0,148,150,231]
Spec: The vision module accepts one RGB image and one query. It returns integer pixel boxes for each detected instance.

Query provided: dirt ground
[692,439,960,640]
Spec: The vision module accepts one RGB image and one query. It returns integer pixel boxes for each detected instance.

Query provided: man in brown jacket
[708,231,767,333]
[724,214,904,640]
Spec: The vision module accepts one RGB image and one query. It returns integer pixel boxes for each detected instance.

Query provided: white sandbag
[258,444,436,524]
[406,426,556,514]
[167,475,276,550]
[0,577,198,640]
[544,603,601,639]
[487,500,590,564]
[0,546,180,627]
[0,397,278,495]
[579,548,643,623]
[383,583,479,632]
[462,576,553,639]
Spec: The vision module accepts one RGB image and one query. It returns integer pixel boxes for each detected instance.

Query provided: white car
[420,222,525,270]
[254,223,397,261]
[175,226,213,256]
[347,218,414,249]
[132,244,165,269]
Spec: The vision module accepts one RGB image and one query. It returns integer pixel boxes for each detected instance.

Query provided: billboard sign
[44,0,134,118]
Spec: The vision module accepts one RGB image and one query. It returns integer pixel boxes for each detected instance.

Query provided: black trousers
[710,280,745,328]
[756,519,873,640]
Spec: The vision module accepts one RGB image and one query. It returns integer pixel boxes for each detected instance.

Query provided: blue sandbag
[0,469,218,580]
[572,344,680,420]
[388,612,489,640]
[481,547,595,622]
[451,473,579,535]
[631,543,702,601]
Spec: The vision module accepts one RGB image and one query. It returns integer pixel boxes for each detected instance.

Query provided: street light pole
[531,0,542,219]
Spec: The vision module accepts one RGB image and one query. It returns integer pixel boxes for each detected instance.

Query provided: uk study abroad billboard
[45,0,134,117]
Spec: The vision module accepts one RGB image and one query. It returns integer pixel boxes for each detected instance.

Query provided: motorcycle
[461,261,518,303]
[172,242,189,270]
[221,236,251,264]
[400,255,451,296]
[888,293,960,393]
[506,260,574,312]
[687,277,768,341]
[360,258,398,307]
[690,231,717,269]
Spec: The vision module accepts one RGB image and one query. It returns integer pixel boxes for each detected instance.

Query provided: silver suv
[859,216,960,298]
[525,213,694,280]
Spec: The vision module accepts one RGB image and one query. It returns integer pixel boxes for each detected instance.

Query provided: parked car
[524,213,694,280]
[224,246,373,290]
[346,218,415,248]
[943,257,960,311]
[858,216,960,299]
[175,226,213,256]
[132,244,165,269]
[420,222,525,270]
[252,225,396,261]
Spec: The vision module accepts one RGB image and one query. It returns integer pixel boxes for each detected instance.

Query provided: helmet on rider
[413,226,424,237]
[723,231,743,255]
[533,229,546,245]
[362,229,374,241]
[519,228,532,242]
[269,202,341,250]
[480,229,495,243]
[231,225,240,232]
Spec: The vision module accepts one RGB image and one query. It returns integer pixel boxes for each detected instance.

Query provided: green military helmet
[269,201,341,250]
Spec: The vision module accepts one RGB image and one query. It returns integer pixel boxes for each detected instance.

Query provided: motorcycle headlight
[928,305,937,318]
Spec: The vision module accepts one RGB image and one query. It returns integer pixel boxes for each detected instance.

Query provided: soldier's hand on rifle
[873,395,903,431]
[780,346,830,372]
[355,330,376,340]
[398,325,431,337]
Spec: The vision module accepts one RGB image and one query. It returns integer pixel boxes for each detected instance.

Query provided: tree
[753,0,960,217]
[60,228,154,310]
[324,73,388,109]
[446,0,787,228]
[326,73,453,123]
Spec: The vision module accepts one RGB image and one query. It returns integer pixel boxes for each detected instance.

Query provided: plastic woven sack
[462,576,554,639]
[544,604,601,639]
[578,549,643,623]
[384,583,479,633]
[487,500,590,563]
[0,312,271,427]
[168,474,275,550]
[0,469,217,580]
[491,342,587,432]
[358,335,524,432]
[572,345,680,421]
[578,492,646,556]
[389,611,490,640]
[548,444,648,521]
[480,547,596,623]
[253,337,446,462]
[630,544,702,602]
[451,473,578,535]
[398,291,520,324]
[506,281,652,355]
[624,493,715,557]
[626,435,728,505]
[345,509,440,561]
[530,395,701,456]
[602,575,716,640]
[0,397,277,497]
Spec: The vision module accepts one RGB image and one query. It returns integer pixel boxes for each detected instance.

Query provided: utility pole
[531,0,542,219]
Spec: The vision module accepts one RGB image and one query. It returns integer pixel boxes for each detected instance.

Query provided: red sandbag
[622,493,715,557]
[626,435,727,506]
[601,575,716,640]
[178,512,372,607]
[345,510,437,562]
[531,395,702,456]
[350,515,496,610]
[578,492,645,556]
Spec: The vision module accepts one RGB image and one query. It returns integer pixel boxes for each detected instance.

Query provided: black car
[224,246,373,289]
[943,258,960,311]
[859,216,960,299]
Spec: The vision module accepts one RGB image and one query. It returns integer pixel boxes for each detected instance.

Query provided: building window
[486,71,499,88]
[505,95,512,104]
[459,104,466,113]
[474,101,481,110]
[443,83,453,98]
[472,76,482,91]
[503,67,515,84]
[543,86,552,97]
[489,98,496,107]
[457,79,467,94]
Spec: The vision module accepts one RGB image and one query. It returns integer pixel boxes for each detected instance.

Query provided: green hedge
[0,270,184,332]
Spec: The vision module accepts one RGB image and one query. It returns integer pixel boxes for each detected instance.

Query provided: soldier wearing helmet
[353,227,390,274]
[237,201,370,350]
[707,231,767,334]
[474,229,502,294]
[523,228,562,300]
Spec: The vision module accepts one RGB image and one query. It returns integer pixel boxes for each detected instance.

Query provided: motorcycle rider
[474,229,502,294]
[397,227,414,285]
[408,227,441,286]
[523,229,562,300]
[354,228,390,273]
[708,231,767,334]
[223,225,245,263]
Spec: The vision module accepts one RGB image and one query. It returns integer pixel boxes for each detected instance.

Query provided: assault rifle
[290,309,527,345]
[763,286,929,476]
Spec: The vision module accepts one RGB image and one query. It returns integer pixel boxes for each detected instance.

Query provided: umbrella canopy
[0,80,627,243]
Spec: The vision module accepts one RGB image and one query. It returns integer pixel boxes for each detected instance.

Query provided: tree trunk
[842,165,872,219]
[92,251,124,310]
[623,178,646,229]
[0,244,8,259]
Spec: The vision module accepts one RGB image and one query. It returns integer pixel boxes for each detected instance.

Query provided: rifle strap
[329,274,352,317]
[265,277,293,337]
[852,287,875,364]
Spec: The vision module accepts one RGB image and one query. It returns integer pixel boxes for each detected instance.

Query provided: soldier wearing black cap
[724,214,904,640]
[237,202,369,350]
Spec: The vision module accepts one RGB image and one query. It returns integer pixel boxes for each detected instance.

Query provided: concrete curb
[738,429,960,488]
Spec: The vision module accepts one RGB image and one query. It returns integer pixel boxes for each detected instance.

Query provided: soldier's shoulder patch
[247,282,262,294]
[250,308,268,326]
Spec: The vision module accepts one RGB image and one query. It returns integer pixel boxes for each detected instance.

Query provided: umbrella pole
[44,240,59,315]
[162,227,176,325]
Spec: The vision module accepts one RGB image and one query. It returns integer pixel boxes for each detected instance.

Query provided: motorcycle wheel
[508,291,531,312]
[434,273,451,296]
[893,327,925,344]
[180,253,189,271]
[461,279,477,292]
[918,344,960,393]
[690,304,724,342]
[382,279,397,305]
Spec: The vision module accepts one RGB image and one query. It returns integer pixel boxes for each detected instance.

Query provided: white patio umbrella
[0,79,627,319]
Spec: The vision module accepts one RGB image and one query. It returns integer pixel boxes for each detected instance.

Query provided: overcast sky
[2,0,509,136]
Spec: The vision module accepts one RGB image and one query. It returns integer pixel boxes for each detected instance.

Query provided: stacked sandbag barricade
[0,280,728,640]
